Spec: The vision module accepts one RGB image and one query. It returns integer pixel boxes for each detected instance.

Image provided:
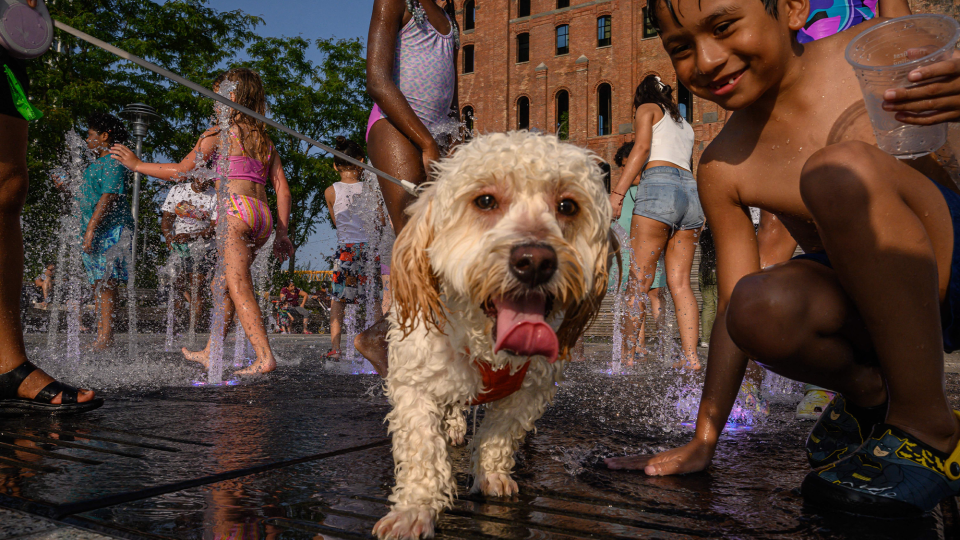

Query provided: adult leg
[629,215,671,360]
[0,114,95,403]
[355,120,428,376]
[664,228,702,369]
[799,141,958,452]
[620,274,646,363]
[648,287,662,322]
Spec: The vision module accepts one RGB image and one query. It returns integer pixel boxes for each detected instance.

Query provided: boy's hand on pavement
[605,440,714,476]
[882,49,960,125]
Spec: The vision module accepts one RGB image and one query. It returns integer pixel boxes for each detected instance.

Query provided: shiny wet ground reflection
[0,351,958,539]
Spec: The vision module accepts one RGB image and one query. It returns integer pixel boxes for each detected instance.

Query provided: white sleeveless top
[333,182,367,245]
[648,106,695,171]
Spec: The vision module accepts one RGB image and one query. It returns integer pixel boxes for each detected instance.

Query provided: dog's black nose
[509,244,557,288]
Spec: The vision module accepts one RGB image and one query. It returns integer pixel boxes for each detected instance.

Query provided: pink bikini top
[217,131,272,185]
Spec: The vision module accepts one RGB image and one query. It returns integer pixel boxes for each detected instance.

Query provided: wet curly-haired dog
[374,131,617,540]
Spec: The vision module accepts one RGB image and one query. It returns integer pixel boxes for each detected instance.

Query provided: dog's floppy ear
[391,198,447,336]
[555,229,619,358]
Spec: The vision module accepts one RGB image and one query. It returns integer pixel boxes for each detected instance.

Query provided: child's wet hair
[649,0,779,33]
[333,136,366,170]
[87,112,129,145]
[213,67,272,165]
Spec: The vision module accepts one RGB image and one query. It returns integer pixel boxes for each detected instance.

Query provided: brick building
[454,0,729,181]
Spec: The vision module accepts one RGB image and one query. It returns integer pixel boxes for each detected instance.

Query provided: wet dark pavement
[2,338,960,540]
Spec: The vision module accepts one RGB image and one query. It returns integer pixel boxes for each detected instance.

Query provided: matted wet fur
[374,131,617,540]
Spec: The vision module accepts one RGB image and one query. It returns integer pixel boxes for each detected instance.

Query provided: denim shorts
[633,166,704,231]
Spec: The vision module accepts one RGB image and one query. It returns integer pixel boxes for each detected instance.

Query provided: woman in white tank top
[609,75,703,370]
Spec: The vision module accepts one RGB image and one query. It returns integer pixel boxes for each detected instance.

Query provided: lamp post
[120,103,157,355]
[121,103,158,238]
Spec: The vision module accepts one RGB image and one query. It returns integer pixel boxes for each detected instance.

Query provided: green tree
[22,0,261,285]
[239,36,371,274]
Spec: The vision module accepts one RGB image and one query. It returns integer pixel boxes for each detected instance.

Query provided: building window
[556,25,569,55]
[597,83,612,136]
[462,106,474,132]
[516,33,529,63]
[464,0,475,31]
[518,0,530,17]
[463,44,475,73]
[597,16,611,47]
[556,90,569,140]
[517,96,530,130]
[678,81,693,122]
[642,7,658,38]
[557,0,569,7]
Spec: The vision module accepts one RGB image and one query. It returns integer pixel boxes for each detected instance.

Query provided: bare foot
[182,347,210,369]
[86,339,115,352]
[234,357,276,376]
[355,317,389,377]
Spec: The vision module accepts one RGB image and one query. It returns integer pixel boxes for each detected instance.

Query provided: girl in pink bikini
[357,0,460,375]
[111,68,294,375]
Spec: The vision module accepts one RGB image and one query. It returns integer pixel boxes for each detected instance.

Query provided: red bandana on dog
[470,359,530,405]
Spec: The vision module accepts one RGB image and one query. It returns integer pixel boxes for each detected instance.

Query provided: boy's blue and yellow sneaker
[805,394,883,469]
[801,415,960,518]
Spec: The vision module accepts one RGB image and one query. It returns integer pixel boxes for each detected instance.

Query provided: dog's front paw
[373,505,437,540]
[444,410,467,446]
[471,472,519,497]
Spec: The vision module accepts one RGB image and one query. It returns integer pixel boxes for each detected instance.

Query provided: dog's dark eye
[475,194,498,210]
[557,199,579,216]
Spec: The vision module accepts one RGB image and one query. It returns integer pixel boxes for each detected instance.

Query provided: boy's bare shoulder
[698,115,752,185]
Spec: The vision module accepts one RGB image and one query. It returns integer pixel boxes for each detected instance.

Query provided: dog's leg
[469,363,562,497]
[443,404,468,446]
[374,384,454,540]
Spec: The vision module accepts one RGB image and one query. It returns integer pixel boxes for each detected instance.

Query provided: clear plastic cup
[845,14,960,159]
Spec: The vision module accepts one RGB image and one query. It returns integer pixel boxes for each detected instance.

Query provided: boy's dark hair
[598,161,612,194]
[333,136,366,170]
[634,75,684,123]
[614,141,634,168]
[649,0,779,34]
[87,112,129,145]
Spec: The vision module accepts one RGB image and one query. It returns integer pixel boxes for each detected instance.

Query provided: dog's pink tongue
[493,296,559,362]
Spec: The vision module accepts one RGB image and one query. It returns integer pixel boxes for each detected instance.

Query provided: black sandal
[0,361,104,416]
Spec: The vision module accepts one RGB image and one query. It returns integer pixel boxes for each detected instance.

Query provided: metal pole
[130,135,143,287]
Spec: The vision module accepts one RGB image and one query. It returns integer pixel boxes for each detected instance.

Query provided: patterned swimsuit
[220,131,274,241]
[798,0,878,43]
[365,0,459,141]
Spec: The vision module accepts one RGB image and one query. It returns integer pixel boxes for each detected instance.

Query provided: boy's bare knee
[727,273,806,359]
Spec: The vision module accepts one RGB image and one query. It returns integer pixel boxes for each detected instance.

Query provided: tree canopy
[241,35,371,273]
[21,0,369,283]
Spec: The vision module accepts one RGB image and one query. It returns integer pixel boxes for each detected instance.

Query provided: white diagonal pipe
[53,20,420,196]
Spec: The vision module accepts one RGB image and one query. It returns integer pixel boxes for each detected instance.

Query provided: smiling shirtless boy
[603,0,960,518]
